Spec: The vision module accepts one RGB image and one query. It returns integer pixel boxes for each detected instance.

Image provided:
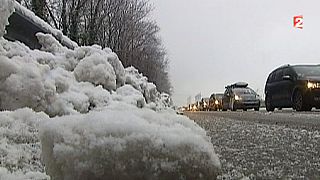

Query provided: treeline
[19,0,172,94]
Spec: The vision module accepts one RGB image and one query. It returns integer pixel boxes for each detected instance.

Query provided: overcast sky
[150,0,320,106]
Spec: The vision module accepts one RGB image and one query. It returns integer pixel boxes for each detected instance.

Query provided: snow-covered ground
[0,0,220,179]
[188,113,320,179]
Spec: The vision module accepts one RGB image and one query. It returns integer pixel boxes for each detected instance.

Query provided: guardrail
[4,3,76,50]
[4,10,46,49]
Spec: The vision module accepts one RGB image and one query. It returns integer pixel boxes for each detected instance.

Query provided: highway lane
[185,109,320,130]
[184,110,320,179]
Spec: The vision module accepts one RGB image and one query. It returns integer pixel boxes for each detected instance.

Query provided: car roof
[291,64,320,68]
[226,82,248,89]
[271,64,320,74]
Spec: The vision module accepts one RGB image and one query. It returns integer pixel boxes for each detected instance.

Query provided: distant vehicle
[265,64,320,111]
[189,103,198,111]
[222,82,260,111]
[199,98,210,111]
[209,93,223,111]
[176,107,185,115]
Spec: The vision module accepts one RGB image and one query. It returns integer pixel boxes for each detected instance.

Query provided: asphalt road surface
[184,110,320,179]
[188,109,320,130]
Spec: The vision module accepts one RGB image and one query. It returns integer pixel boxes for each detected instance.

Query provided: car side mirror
[282,75,292,80]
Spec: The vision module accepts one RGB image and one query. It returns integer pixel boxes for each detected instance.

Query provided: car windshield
[215,94,223,100]
[233,88,255,94]
[293,66,320,77]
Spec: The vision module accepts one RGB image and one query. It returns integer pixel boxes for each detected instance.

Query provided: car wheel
[254,107,259,111]
[265,94,275,112]
[222,101,229,111]
[230,101,237,111]
[293,90,303,111]
[293,90,311,111]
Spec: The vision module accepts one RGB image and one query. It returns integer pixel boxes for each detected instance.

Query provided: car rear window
[293,66,320,77]
[233,88,255,94]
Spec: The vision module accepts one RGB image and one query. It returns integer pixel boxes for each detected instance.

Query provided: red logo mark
[293,15,303,29]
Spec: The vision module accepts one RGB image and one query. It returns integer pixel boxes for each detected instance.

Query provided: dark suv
[222,82,260,111]
[265,64,320,111]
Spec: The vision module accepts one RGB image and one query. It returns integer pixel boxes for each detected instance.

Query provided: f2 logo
[293,15,303,29]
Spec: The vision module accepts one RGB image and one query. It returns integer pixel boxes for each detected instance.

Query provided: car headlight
[307,82,315,88]
[192,105,197,110]
[307,82,320,89]
[234,95,240,100]
[215,100,219,105]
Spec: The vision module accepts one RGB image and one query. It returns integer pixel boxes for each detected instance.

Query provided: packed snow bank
[0,108,49,179]
[0,0,14,37]
[40,103,221,180]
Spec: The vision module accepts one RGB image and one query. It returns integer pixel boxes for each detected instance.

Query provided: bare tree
[20,0,48,21]
[24,0,172,94]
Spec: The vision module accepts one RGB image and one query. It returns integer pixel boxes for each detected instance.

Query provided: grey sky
[150,0,320,106]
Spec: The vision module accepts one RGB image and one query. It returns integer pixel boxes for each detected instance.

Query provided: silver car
[222,82,260,111]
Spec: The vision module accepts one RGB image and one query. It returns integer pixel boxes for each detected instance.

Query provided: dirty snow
[0,108,50,179]
[40,105,220,180]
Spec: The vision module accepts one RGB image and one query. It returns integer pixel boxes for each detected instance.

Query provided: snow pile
[125,66,172,109]
[0,32,169,115]
[0,0,14,37]
[73,49,116,90]
[0,48,52,112]
[113,85,146,108]
[0,2,221,179]
[36,32,125,87]
[0,169,48,180]
[160,92,174,108]
[0,33,125,116]
[0,108,49,179]
[40,105,220,180]
[125,66,158,103]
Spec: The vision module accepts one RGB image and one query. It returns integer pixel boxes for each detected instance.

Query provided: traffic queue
[186,93,224,112]
[181,64,320,113]
[184,82,261,112]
